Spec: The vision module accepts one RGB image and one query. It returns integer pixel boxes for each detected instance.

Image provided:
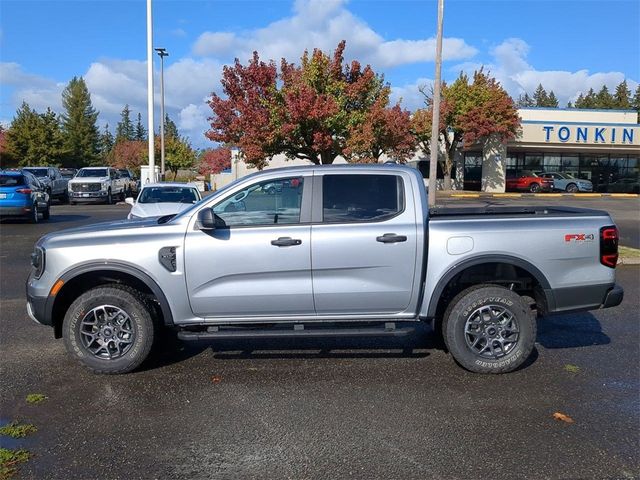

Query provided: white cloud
[390,77,433,111]
[452,38,638,106]
[192,0,476,68]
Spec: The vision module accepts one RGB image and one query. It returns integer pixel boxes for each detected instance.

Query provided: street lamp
[155,47,169,179]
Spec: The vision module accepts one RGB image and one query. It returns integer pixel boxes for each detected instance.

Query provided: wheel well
[433,262,547,321]
[51,270,163,338]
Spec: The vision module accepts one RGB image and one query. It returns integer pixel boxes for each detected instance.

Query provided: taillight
[600,226,618,268]
[16,188,32,194]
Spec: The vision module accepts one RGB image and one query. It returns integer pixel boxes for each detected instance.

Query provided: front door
[311,172,418,315]
[184,175,314,318]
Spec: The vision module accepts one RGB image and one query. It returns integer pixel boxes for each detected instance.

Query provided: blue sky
[1,0,639,148]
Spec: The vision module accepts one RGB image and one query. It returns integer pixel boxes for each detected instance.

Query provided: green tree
[574,88,597,108]
[533,84,549,107]
[61,76,100,167]
[162,135,195,179]
[547,91,559,107]
[134,112,147,141]
[99,123,115,161]
[595,85,614,108]
[163,114,179,139]
[5,103,65,167]
[116,105,134,142]
[613,80,632,109]
[632,84,640,122]
[516,93,534,107]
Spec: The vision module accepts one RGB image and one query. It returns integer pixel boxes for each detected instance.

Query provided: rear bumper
[0,205,31,216]
[545,283,624,314]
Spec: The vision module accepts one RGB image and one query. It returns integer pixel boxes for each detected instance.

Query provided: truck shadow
[536,312,610,348]
[0,214,90,224]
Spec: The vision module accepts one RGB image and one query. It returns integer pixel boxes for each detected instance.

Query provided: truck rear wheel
[62,285,156,374]
[443,285,536,374]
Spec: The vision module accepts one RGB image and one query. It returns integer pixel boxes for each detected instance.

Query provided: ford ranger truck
[26,165,624,374]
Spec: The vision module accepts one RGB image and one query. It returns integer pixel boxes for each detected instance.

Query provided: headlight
[31,247,45,279]
[102,182,109,190]
[67,184,73,192]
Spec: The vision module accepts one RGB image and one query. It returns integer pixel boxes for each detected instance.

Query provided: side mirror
[197,209,225,230]
[125,197,135,206]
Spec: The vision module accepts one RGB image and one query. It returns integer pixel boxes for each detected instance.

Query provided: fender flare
[51,261,174,327]
[423,254,553,319]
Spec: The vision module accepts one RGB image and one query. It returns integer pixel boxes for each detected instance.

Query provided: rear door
[311,172,418,315]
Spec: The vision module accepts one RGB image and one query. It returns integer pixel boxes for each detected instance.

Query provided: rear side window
[322,174,404,223]
[0,174,25,186]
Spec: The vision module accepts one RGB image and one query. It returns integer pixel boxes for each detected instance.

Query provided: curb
[618,257,640,265]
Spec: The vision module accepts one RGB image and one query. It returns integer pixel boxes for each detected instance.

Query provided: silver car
[539,172,593,193]
[126,182,202,219]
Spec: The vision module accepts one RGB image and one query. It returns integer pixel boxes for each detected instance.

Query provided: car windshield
[77,169,108,177]
[138,186,199,204]
[0,174,25,186]
[23,168,48,177]
[118,170,131,178]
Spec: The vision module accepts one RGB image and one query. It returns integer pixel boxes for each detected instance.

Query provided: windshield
[23,168,48,177]
[138,186,199,204]
[77,168,108,177]
[561,172,576,179]
[118,170,131,178]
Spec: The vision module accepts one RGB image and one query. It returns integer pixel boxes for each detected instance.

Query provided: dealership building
[213,107,639,193]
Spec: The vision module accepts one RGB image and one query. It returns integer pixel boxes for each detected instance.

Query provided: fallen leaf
[553,412,575,424]
[211,375,222,384]
[564,364,580,374]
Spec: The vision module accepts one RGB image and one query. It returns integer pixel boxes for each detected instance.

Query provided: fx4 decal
[565,233,595,243]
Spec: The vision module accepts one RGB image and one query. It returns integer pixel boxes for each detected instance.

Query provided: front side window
[213,177,304,227]
[322,174,404,223]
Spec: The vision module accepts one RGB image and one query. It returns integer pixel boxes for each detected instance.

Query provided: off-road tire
[42,201,50,220]
[106,189,113,205]
[443,285,536,374]
[62,284,156,374]
[30,203,39,223]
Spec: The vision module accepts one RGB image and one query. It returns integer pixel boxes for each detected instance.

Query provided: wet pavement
[1,203,639,479]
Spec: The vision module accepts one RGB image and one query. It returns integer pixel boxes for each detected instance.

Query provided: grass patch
[564,364,581,374]
[25,394,47,405]
[0,423,37,439]
[0,448,30,480]
[619,246,640,258]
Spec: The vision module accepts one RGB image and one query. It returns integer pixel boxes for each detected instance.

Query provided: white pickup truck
[68,167,126,205]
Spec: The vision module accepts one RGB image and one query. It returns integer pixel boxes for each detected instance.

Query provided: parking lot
[1,200,639,479]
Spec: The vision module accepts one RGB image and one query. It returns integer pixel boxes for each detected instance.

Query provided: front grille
[73,183,102,192]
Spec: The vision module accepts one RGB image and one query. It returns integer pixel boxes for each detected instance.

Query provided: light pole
[428,0,444,207]
[155,47,168,179]
[146,0,155,181]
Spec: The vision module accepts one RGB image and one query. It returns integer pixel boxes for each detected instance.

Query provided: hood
[129,202,193,219]
[69,176,109,183]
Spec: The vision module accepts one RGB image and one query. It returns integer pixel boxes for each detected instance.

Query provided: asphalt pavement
[0,202,639,480]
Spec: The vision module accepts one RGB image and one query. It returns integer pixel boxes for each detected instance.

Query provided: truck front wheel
[62,285,156,374]
[442,285,536,374]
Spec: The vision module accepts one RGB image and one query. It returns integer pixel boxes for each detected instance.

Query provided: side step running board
[177,323,415,341]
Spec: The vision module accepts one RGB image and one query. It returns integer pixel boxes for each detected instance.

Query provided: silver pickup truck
[26,165,623,374]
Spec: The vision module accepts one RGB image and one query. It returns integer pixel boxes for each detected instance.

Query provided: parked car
[126,182,202,219]
[27,165,623,375]
[537,172,593,193]
[602,178,640,194]
[0,170,50,222]
[22,166,69,203]
[506,170,554,193]
[117,169,138,196]
[67,167,126,204]
[59,168,77,180]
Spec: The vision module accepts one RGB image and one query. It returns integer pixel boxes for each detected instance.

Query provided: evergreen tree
[163,113,179,139]
[61,76,100,167]
[116,105,134,142]
[533,84,549,107]
[574,88,597,108]
[632,85,640,123]
[99,123,115,160]
[134,112,147,141]
[547,91,559,107]
[6,103,65,166]
[517,93,534,107]
[36,108,66,166]
[613,80,632,109]
[595,85,614,109]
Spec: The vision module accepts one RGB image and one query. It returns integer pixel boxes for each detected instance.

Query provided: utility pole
[146,0,155,181]
[428,0,444,208]
[155,47,168,180]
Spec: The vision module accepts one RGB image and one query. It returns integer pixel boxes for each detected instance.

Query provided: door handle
[271,237,302,247]
[376,233,407,243]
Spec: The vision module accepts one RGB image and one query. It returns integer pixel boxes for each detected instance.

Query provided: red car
[506,170,554,193]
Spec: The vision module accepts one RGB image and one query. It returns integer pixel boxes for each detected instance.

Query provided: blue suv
[0,170,50,223]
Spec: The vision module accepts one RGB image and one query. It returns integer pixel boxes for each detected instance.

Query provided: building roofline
[518,106,638,114]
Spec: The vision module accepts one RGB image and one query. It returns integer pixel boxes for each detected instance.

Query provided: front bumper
[70,191,109,202]
[26,291,51,326]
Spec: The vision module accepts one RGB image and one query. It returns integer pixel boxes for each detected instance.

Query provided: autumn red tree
[198,147,232,175]
[109,140,147,170]
[207,41,413,167]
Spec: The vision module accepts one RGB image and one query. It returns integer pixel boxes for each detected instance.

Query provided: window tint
[139,187,199,204]
[322,174,403,223]
[213,177,304,227]
[0,174,25,186]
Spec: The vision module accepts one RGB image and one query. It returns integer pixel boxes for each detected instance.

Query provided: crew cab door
[311,172,418,315]
[184,174,314,318]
